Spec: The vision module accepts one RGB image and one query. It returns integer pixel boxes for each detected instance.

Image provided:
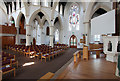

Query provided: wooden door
[70,35,77,48]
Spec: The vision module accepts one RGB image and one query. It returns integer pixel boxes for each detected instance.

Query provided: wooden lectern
[83,46,89,60]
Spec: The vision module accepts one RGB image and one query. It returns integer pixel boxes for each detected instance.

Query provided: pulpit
[103,36,119,62]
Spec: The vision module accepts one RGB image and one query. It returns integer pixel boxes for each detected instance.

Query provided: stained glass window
[69,3,79,31]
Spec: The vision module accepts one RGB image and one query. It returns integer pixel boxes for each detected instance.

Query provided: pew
[2,67,16,77]
[38,72,54,80]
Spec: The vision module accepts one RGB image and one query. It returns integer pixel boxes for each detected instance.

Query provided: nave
[1,0,120,80]
[2,48,78,80]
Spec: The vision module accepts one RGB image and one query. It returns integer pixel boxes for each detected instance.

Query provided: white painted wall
[18,35,26,45]
[0,8,8,25]
[2,1,113,48]
[61,2,85,48]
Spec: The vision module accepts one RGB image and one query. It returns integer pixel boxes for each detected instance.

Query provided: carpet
[2,48,79,81]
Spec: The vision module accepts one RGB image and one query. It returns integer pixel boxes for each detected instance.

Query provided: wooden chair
[2,67,16,77]
[41,52,50,62]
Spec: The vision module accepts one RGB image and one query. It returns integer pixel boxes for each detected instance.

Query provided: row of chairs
[7,44,66,62]
[54,44,69,49]
[2,51,18,77]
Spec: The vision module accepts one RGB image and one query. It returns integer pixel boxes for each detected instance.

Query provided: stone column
[12,2,15,12]
[26,25,32,46]
[49,26,54,47]
[9,5,11,14]
[16,0,20,10]
[40,27,43,44]
[83,22,90,45]
[15,26,19,45]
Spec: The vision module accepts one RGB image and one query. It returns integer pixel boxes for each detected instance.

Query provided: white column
[36,27,37,43]
[40,27,43,44]
[16,26,19,45]
[12,2,15,12]
[84,22,90,45]
[26,25,32,46]
[16,0,20,10]
[21,1,24,7]
[49,26,54,47]
[9,5,11,14]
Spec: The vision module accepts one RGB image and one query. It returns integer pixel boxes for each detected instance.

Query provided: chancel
[0,0,120,81]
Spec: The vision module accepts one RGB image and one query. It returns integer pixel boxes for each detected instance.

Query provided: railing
[0,25,17,34]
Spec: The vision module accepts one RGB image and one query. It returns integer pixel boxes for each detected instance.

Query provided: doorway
[70,35,77,48]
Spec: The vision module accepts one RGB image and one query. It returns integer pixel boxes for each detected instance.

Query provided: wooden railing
[0,25,17,34]
[73,50,82,62]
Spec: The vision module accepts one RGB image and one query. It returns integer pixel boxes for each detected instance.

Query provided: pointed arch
[16,12,26,27]
[84,0,96,22]
[90,4,111,19]
[69,35,77,48]
[53,15,63,29]
[28,9,51,26]
[69,2,80,31]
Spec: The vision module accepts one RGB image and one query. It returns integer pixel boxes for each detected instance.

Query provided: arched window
[55,29,59,42]
[70,35,77,48]
[69,3,79,31]
[46,27,49,35]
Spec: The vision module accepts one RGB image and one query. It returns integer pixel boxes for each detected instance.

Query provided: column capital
[49,26,54,28]
[15,26,19,28]
[26,24,31,27]
[83,21,90,24]
[50,34,54,36]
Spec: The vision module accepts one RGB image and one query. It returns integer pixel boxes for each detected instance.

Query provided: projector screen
[91,9,115,35]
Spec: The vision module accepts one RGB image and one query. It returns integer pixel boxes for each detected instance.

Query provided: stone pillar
[9,5,11,14]
[12,2,15,12]
[49,26,54,47]
[26,25,32,46]
[40,27,43,44]
[16,0,20,10]
[83,22,90,45]
[15,26,19,45]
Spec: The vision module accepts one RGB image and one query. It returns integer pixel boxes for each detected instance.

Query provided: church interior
[0,0,120,81]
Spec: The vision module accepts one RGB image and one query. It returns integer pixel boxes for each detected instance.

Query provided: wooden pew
[83,46,89,60]
[2,67,16,77]
[37,72,54,81]
[89,43,103,58]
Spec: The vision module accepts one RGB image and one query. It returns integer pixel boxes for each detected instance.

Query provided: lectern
[83,46,89,60]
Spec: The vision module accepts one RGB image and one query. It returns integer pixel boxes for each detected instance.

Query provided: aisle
[3,48,78,80]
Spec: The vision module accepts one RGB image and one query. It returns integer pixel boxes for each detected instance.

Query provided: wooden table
[89,49,103,58]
